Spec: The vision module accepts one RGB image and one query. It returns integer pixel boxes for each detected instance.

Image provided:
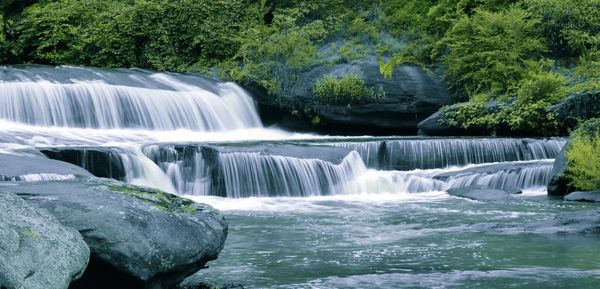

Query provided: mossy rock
[1,178,227,289]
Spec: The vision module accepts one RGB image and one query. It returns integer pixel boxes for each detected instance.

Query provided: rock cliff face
[245,58,452,134]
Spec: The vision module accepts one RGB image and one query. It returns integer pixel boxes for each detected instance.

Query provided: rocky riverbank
[0,153,228,289]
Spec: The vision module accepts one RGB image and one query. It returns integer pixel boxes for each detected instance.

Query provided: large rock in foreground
[0,192,89,289]
[1,179,227,289]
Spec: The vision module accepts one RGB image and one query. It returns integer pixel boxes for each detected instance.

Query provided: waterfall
[217,151,367,198]
[142,144,211,195]
[0,66,567,199]
[441,161,553,190]
[333,138,565,170]
[136,141,562,198]
[0,66,261,131]
[118,149,177,194]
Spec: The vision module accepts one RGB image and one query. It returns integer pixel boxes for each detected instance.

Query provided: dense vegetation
[1,0,599,132]
[566,118,600,191]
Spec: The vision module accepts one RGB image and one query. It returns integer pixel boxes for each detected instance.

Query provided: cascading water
[0,66,261,131]
[139,140,562,197]
[0,65,566,199]
[332,138,565,170]
[217,151,366,198]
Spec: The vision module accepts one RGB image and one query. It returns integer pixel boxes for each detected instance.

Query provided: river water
[1,65,598,289]
[189,193,600,288]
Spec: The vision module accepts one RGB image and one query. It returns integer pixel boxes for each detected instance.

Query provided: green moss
[105,184,198,214]
[20,229,40,239]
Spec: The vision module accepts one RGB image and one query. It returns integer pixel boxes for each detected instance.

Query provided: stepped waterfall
[0,65,565,198]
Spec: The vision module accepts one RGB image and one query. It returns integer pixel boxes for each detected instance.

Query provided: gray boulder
[564,191,600,202]
[246,58,452,134]
[547,145,575,196]
[1,179,227,289]
[0,192,89,289]
[0,152,93,181]
[447,186,517,202]
[551,91,600,131]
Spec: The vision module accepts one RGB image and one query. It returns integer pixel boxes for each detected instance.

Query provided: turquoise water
[191,192,600,289]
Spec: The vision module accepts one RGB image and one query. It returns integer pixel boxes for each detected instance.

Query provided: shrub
[10,0,251,70]
[441,7,547,97]
[566,118,600,191]
[516,69,567,104]
[524,0,600,58]
[442,101,495,131]
[314,74,385,105]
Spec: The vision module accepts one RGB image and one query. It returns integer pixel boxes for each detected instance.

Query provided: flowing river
[1,65,598,289]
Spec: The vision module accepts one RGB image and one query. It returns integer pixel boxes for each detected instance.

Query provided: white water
[1,173,76,182]
[0,66,566,200]
[0,78,261,131]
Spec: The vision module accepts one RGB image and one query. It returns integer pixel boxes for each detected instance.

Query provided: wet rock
[40,147,127,180]
[551,91,600,132]
[531,209,600,235]
[0,152,93,181]
[446,186,516,202]
[1,179,227,289]
[564,191,600,202]
[547,145,576,196]
[246,58,452,135]
[0,192,89,289]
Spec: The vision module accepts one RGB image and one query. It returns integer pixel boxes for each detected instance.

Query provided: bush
[441,7,547,97]
[516,68,567,104]
[314,74,385,105]
[9,0,252,70]
[524,0,600,58]
[566,118,600,191]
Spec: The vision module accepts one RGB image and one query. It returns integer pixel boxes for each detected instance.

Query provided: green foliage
[516,66,567,104]
[314,74,385,105]
[442,102,492,130]
[497,101,559,134]
[443,98,559,136]
[524,0,600,58]
[230,4,336,96]
[566,118,600,191]
[8,0,251,70]
[441,7,547,97]
[20,229,40,239]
